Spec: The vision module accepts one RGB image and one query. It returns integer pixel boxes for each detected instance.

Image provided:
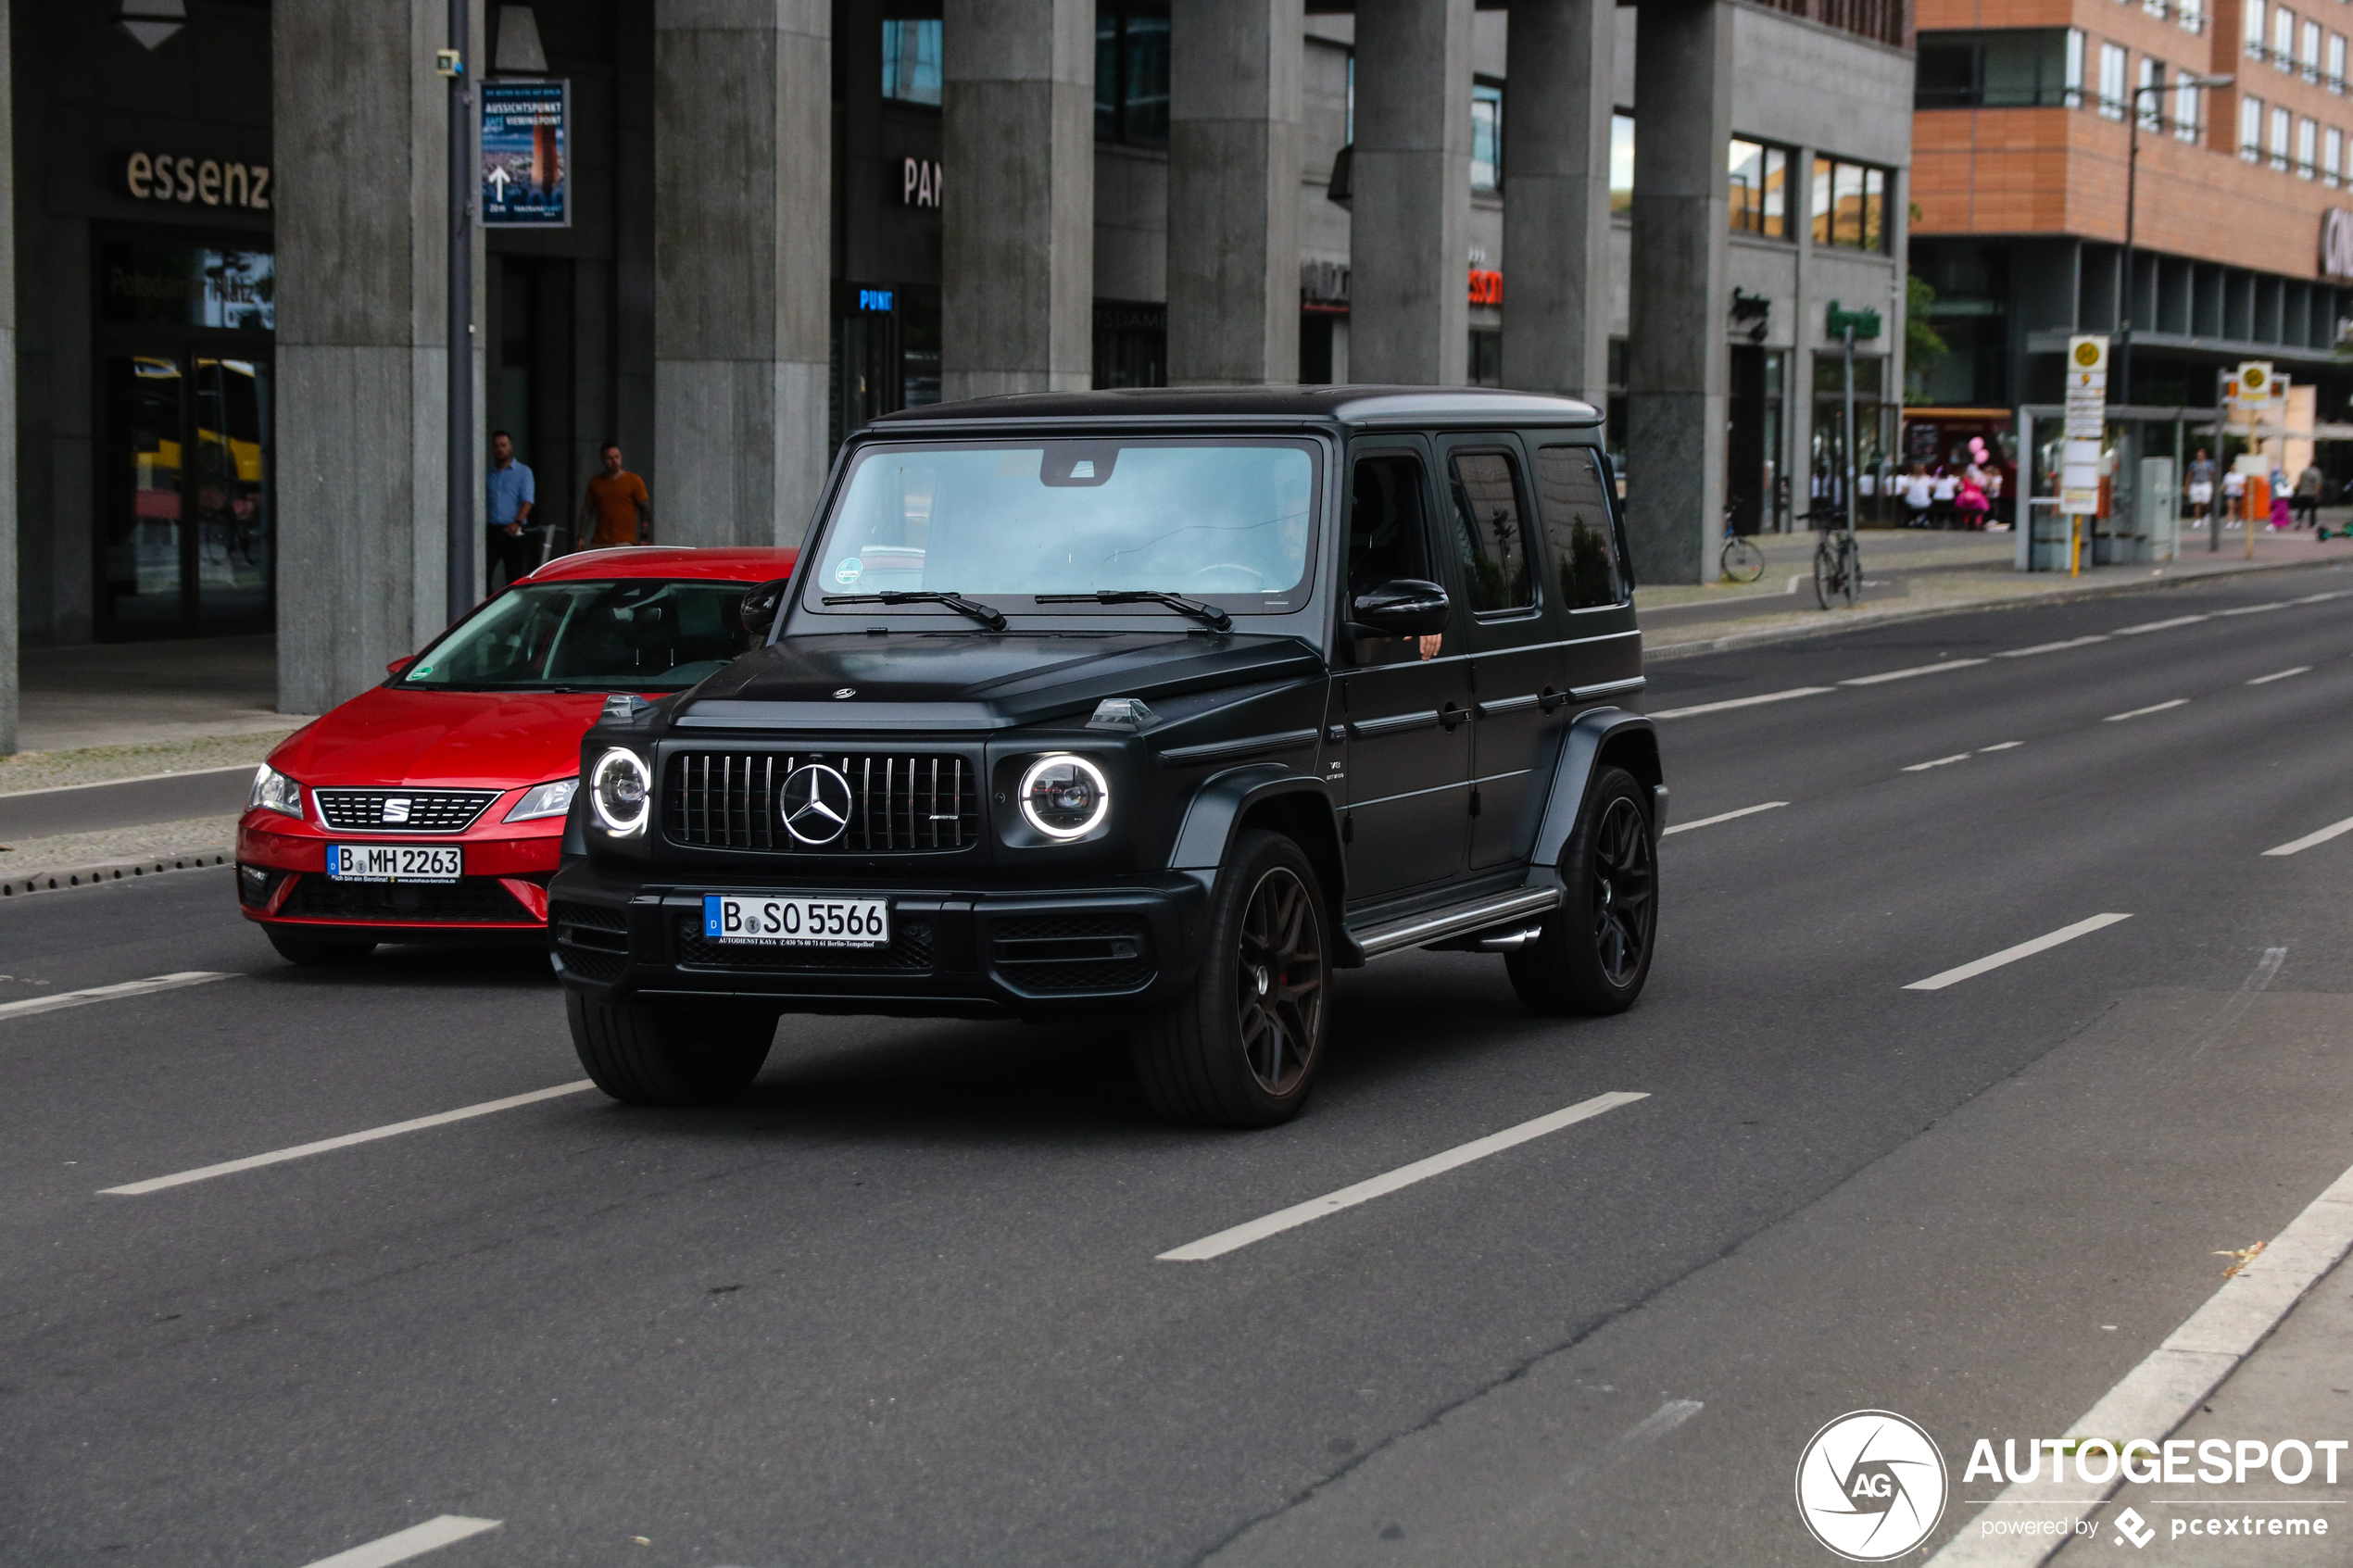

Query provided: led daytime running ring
[590,747,652,835]
[1018,754,1112,841]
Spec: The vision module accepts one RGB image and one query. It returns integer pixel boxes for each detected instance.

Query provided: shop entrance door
[100,351,273,636]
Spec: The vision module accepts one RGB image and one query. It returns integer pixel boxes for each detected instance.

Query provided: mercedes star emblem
[779,762,855,845]
[834,687,857,699]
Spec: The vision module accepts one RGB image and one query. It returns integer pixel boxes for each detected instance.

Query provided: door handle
[1538,687,1568,712]
[1439,704,1469,731]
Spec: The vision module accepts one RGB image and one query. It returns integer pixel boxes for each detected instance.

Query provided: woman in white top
[1903,466,1935,527]
[1930,469,1961,528]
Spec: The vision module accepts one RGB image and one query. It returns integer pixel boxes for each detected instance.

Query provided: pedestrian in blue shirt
[485,430,538,593]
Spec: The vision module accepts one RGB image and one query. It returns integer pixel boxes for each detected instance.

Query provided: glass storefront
[1810,351,1894,521]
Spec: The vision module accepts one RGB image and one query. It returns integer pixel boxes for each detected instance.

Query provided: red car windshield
[400,579,759,691]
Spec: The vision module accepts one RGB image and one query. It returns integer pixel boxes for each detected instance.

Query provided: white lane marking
[1902,754,1971,772]
[2263,813,2353,857]
[2293,589,2351,604]
[2218,601,2290,617]
[1995,634,2109,658]
[1903,913,2133,992]
[2247,665,2311,684]
[0,971,232,1022]
[1978,741,2024,752]
[1661,801,1788,835]
[1649,686,1835,720]
[0,763,259,802]
[1840,658,1990,686]
[102,1082,596,1196]
[2114,614,2209,635]
[298,1516,502,1568]
[1158,1092,1649,1261]
[1928,1158,2353,1566]
[2102,697,2189,721]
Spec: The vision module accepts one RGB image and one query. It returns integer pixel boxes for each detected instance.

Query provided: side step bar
[1349,886,1561,961]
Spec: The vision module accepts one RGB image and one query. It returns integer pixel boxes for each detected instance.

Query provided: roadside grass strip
[1841,659,1990,686]
[1927,1158,2353,1566]
[1158,1092,1649,1261]
[1661,801,1787,835]
[0,971,231,1022]
[1903,914,2133,992]
[2263,813,2353,857]
[1649,687,1834,720]
[2103,698,2189,722]
[298,1516,502,1568]
[2247,666,2311,684]
[101,1082,595,1196]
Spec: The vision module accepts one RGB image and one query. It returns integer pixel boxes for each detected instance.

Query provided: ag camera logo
[1795,1410,1949,1562]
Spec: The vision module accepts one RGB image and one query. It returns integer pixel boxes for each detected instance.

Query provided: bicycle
[1800,506,1862,609]
[1718,499,1766,583]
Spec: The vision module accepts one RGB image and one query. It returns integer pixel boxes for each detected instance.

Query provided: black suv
[549,388,1664,1126]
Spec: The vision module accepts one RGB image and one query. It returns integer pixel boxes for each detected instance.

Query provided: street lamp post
[440,1,475,626]
[2119,73,2232,408]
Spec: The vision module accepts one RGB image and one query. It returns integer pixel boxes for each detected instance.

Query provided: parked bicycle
[1718,499,1766,583]
[1801,506,1861,609]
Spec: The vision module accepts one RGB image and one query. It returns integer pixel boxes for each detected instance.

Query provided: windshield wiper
[1033,590,1232,632]
[823,590,1008,631]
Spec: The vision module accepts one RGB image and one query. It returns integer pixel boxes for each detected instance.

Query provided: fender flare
[1527,708,1666,870]
[1167,764,1355,960]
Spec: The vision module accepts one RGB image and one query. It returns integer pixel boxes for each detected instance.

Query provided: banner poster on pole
[2060,335,2108,515]
[482,80,570,228]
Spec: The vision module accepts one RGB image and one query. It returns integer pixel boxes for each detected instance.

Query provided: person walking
[484,430,537,594]
[2221,464,2246,529]
[580,441,653,548]
[2294,463,2323,529]
[2186,448,2216,531]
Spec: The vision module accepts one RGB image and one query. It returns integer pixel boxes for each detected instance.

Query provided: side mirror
[384,655,417,676]
[738,576,793,638]
[1348,579,1450,638]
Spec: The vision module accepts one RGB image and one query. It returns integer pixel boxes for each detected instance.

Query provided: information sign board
[2060,335,2108,515]
[482,80,569,228]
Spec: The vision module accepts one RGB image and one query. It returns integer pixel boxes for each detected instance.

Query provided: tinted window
[1535,445,1627,608]
[1346,454,1430,590]
[403,579,760,690]
[1445,451,1535,613]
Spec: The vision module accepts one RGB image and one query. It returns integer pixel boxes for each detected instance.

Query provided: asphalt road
[6,564,2353,1567]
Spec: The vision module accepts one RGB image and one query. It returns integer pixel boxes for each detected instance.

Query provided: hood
[675,631,1325,733]
[270,685,610,788]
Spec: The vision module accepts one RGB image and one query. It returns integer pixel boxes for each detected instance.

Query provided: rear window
[401,579,759,690]
[1534,445,1627,608]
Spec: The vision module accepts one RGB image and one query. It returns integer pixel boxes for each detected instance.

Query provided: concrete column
[1350,0,1473,386]
[0,0,15,754]
[942,0,1095,398]
[653,0,831,546]
[1625,0,1732,585]
[274,1,483,715]
[1501,0,1614,406]
[1166,0,1302,386]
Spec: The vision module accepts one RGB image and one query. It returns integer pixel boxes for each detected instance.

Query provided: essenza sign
[124,152,271,210]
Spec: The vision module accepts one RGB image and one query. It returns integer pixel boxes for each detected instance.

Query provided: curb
[0,849,233,898]
[1644,553,2347,663]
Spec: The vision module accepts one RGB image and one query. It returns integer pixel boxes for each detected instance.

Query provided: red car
[237,546,797,965]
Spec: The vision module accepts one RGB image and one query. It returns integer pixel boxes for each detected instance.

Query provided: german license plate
[703,894,890,947]
[326,844,463,883]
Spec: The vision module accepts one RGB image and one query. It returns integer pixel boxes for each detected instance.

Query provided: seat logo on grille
[383,797,411,823]
[779,763,855,845]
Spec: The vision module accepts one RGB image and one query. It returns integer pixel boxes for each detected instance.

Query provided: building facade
[3,0,1911,744]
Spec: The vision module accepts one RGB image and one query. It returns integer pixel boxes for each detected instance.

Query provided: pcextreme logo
[1795,1410,1950,1562]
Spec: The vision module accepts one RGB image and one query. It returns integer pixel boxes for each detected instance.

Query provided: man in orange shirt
[579,442,651,547]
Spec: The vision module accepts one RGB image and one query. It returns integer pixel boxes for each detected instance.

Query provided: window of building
[2143,0,2165,22]
[1470,80,1503,191]
[2098,42,2129,119]
[2178,0,2205,33]
[881,19,943,107]
[2275,6,2296,69]
[2328,125,2345,184]
[1095,5,1169,144]
[1810,354,1890,513]
[1092,301,1165,387]
[2331,31,2346,90]
[2300,115,2320,174]
[1467,328,1503,386]
[1729,138,1792,237]
[1609,111,1634,214]
[2304,19,2324,77]
[2174,76,2204,140]
[2138,57,2166,130]
[1811,156,1889,251]
[2272,104,2295,168]
[1915,29,2082,107]
[2247,0,2267,59]
[2242,94,2265,158]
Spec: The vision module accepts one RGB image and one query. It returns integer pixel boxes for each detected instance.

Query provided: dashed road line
[1661,801,1787,835]
[1841,659,1990,686]
[2218,601,2290,617]
[1158,1092,1650,1261]
[1649,687,1834,720]
[2262,813,2353,857]
[2114,614,2209,635]
[2247,666,2311,684]
[1903,754,1971,772]
[0,971,233,1022]
[298,1516,502,1568]
[101,1082,596,1196]
[1903,913,2133,992]
[1978,741,2024,752]
[1996,634,2109,658]
[2103,698,2189,721]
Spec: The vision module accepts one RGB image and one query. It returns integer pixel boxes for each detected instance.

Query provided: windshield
[800,439,1318,617]
[400,579,760,690]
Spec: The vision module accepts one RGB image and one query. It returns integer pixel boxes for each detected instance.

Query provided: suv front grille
[662,751,979,852]
[313,788,500,834]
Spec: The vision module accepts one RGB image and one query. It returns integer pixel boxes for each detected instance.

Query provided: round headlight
[590,747,651,835]
[1019,755,1112,841]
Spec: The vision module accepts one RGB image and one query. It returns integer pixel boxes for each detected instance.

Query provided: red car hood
[270,686,609,789]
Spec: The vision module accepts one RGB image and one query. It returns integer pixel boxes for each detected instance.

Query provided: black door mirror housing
[1348,579,1450,638]
[738,576,794,638]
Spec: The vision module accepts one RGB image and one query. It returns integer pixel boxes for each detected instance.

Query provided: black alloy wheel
[1506,765,1657,1015]
[1234,863,1327,1097]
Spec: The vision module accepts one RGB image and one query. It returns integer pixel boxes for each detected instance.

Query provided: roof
[521,546,798,584]
[869,384,1604,431]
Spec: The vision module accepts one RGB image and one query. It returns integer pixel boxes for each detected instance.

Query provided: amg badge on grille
[780,763,855,845]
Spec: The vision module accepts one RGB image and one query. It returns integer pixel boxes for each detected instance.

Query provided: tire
[1812,538,1838,610]
[1842,536,1863,606]
[1506,766,1657,1016]
[1132,830,1332,1128]
[567,991,775,1106]
[1720,534,1766,583]
[264,927,375,966]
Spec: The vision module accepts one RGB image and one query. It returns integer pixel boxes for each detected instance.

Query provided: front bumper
[547,860,1211,1019]
[237,814,560,943]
